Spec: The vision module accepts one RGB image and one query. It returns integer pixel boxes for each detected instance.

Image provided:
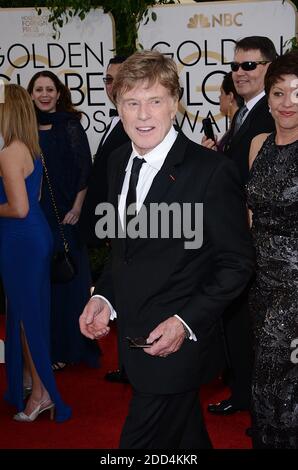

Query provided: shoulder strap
[40,152,70,254]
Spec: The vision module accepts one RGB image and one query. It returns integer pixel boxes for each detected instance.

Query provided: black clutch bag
[51,250,76,284]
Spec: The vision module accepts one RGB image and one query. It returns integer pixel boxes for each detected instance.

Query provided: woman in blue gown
[27,71,101,369]
[0,84,71,422]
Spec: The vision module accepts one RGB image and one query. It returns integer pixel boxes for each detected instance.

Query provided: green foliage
[35,1,178,55]
[0,0,177,54]
[284,36,298,52]
[1,0,297,54]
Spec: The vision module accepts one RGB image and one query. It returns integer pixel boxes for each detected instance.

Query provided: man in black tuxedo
[208,37,277,417]
[78,56,130,248]
[79,50,254,449]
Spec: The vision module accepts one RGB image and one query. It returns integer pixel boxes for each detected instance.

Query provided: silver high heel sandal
[13,398,55,422]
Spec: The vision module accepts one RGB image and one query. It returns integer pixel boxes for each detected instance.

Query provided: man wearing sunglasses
[208,36,277,419]
[224,36,277,184]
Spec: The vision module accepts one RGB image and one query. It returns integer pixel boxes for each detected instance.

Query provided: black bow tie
[109,108,118,118]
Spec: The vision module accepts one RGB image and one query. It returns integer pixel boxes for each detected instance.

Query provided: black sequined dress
[246,133,298,449]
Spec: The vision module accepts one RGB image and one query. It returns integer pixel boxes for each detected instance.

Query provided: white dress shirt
[118,125,177,225]
[94,126,197,341]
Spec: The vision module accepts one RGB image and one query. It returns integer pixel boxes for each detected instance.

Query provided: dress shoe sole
[208,403,247,415]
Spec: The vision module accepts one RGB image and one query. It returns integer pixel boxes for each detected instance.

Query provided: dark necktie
[125,157,144,227]
[233,104,248,136]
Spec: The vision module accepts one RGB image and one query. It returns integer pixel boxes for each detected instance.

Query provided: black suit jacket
[78,120,130,246]
[94,131,255,394]
[225,95,275,185]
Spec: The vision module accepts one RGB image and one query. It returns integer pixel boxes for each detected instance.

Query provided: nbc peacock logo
[187,12,243,28]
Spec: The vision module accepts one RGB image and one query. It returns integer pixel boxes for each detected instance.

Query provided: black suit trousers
[223,286,254,407]
[119,389,212,449]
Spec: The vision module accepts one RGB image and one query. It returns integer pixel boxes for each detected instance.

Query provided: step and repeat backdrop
[0,1,296,152]
[138,0,296,142]
[0,7,114,154]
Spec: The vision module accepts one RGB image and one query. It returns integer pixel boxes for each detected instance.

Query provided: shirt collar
[126,126,178,172]
[245,90,265,112]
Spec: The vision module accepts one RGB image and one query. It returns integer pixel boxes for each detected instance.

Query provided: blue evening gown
[0,158,71,422]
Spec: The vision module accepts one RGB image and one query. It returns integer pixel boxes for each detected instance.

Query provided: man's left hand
[144,316,185,358]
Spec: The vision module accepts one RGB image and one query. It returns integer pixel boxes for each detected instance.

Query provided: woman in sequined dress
[247,52,298,449]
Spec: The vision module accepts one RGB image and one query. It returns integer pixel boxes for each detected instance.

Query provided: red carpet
[0,316,251,449]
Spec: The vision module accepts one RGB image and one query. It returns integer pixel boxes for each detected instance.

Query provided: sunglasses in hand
[230,60,270,72]
[126,336,157,348]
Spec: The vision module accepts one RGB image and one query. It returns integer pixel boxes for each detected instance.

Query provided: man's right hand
[79,297,111,340]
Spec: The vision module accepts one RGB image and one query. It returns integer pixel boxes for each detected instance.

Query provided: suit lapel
[143,132,188,207]
[96,121,112,152]
[230,110,250,146]
[109,146,131,253]
[110,132,189,255]
[111,131,188,209]
[112,148,131,205]
[103,120,123,148]
[96,119,124,155]
[125,133,188,255]
[226,96,268,151]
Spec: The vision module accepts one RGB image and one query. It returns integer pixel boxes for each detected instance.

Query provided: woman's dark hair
[265,51,298,95]
[222,72,244,108]
[27,70,81,117]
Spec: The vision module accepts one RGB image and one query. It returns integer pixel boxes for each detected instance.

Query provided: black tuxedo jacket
[94,131,255,394]
[78,120,130,246]
[225,95,275,185]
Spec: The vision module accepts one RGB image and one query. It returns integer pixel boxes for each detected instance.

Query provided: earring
[268,105,271,113]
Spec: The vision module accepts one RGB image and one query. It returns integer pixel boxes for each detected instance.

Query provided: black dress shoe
[207,399,247,415]
[105,369,129,384]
